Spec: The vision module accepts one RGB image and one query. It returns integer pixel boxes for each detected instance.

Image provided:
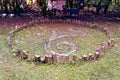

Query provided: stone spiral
[44,27,90,56]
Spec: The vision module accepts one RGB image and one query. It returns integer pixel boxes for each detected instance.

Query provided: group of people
[63,0,84,18]
[0,0,85,18]
[38,0,84,18]
[0,0,22,17]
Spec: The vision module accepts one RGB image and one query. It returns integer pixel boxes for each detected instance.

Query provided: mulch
[0,10,119,28]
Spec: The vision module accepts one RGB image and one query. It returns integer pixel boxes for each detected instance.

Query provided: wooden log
[108,40,112,46]
[101,42,108,49]
[103,27,107,32]
[94,52,100,60]
[57,54,69,64]
[27,58,31,62]
[51,53,57,63]
[72,54,77,62]
[57,54,64,64]
[99,42,107,52]
[9,30,15,36]
[78,57,82,62]
[87,54,93,60]
[15,26,21,32]
[111,39,116,46]
[44,55,52,63]
[96,47,102,53]
[82,55,87,61]
[14,49,21,56]
[44,55,49,63]
[64,54,69,64]
[105,30,110,35]
[34,55,41,62]
[20,50,29,59]
[100,45,105,52]
[40,57,45,63]
[22,24,27,28]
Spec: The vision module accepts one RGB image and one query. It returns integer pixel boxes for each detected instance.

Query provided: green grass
[0,23,120,80]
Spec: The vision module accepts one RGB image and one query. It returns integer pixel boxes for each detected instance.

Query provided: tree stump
[88,54,93,60]
[44,55,52,63]
[20,50,29,59]
[94,52,100,60]
[15,49,21,56]
[57,54,69,64]
[72,54,77,62]
[64,54,69,64]
[34,55,41,62]
[9,30,15,36]
[82,55,87,61]
[40,57,45,63]
[51,53,57,64]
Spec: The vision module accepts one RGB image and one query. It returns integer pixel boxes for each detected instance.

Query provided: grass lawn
[0,22,120,80]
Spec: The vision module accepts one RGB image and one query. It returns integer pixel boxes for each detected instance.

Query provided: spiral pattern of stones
[6,19,116,65]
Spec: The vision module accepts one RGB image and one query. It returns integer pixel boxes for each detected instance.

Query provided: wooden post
[94,52,100,60]
[57,54,69,64]
[50,51,57,63]
[64,54,69,64]
[96,47,101,53]
[51,53,57,64]
[72,54,77,62]
[111,39,116,46]
[40,57,45,63]
[20,50,29,59]
[103,27,107,32]
[44,55,49,63]
[27,58,31,62]
[9,30,15,36]
[101,45,105,52]
[88,54,93,60]
[82,55,87,61]
[108,40,111,46]
[44,55,52,63]
[15,49,21,56]
[34,55,41,62]
[57,54,64,64]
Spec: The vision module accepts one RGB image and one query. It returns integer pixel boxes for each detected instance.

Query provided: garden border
[6,19,116,64]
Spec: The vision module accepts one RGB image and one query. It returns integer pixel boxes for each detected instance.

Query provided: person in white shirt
[47,0,52,10]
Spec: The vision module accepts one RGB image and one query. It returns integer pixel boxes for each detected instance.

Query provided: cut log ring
[33,55,41,62]
[82,55,87,61]
[6,20,115,65]
[94,52,100,60]
[72,54,78,62]
[88,54,93,60]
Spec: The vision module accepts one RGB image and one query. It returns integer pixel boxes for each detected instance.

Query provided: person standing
[78,0,84,18]
[47,0,52,11]
[69,0,73,9]
[57,0,65,11]
[52,0,57,18]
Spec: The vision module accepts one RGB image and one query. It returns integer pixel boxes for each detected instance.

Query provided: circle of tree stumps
[6,20,116,65]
